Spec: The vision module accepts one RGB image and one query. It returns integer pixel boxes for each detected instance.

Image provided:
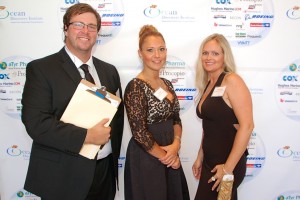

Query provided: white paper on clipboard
[60,79,121,159]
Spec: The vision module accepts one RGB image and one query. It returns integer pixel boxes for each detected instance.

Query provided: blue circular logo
[17,191,24,197]
[289,63,297,71]
[0,62,7,70]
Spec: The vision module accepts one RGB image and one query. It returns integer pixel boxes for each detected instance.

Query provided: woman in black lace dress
[192,33,254,200]
[124,25,190,200]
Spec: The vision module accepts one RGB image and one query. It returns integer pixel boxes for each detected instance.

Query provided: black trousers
[86,153,116,200]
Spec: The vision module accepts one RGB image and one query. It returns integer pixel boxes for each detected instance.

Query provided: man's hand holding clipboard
[60,79,121,159]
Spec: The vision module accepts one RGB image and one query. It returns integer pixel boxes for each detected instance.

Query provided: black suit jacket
[21,48,124,200]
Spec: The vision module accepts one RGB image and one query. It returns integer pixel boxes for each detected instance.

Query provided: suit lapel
[58,48,82,85]
[93,57,110,90]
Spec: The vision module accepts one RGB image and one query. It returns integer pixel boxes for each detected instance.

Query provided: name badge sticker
[211,86,226,97]
[154,87,168,101]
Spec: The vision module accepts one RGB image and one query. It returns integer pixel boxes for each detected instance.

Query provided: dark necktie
[80,64,95,84]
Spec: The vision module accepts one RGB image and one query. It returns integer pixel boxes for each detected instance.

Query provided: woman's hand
[208,164,230,191]
[192,158,202,180]
[159,140,180,167]
[171,156,181,169]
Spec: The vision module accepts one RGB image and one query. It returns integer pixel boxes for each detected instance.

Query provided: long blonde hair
[195,33,237,98]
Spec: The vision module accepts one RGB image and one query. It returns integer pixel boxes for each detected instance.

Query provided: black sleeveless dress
[195,72,247,200]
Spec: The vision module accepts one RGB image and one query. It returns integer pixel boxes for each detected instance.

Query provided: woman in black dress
[192,33,254,200]
[124,25,190,200]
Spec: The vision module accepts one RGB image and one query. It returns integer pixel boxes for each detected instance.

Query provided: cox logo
[0,73,10,79]
[7,145,22,156]
[0,62,7,70]
[283,75,298,81]
[216,0,231,4]
[144,5,160,18]
[65,0,78,4]
[277,146,293,158]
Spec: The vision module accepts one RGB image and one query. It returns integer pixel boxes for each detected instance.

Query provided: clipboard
[60,79,121,159]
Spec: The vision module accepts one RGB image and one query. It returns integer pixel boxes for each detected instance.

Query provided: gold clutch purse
[217,174,234,200]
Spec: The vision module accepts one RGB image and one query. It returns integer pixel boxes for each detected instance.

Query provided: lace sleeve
[173,96,182,127]
[124,79,155,151]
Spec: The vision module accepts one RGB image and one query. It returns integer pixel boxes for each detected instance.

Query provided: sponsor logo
[160,70,185,77]
[175,88,196,92]
[289,63,299,71]
[64,0,78,4]
[247,34,262,38]
[216,0,231,4]
[280,98,298,103]
[248,5,256,9]
[214,22,232,27]
[16,190,38,198]
[246,164,262,168]
[7,145,22,156]
[250,23,270,27]
[0,73,10,79]
[0,6,9,19]
[102,13,124,17]
[286,7,300,20]
[247,157,265,160]
[235,32,246,38]
[236,24,244,29]
[214,14,226,19]
[230,16,241,20]
[101,21,121,26]
[283,75,298,82]
[0,61,7,70]
[144,5,161,18]
[277,146,294,158]
[237,40,250,45]
[177,96,193,100]
[6,145,30,159]
[280,91,292,95]
[245,14,274,20]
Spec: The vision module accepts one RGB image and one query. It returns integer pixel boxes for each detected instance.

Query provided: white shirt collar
[64,46,93,69]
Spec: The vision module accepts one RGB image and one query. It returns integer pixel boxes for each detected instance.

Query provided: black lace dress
[124,78,190,200]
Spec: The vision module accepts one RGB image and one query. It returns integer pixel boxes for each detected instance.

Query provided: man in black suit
[21,3,124,200]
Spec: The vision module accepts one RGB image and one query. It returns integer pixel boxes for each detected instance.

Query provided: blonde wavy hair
[195,33,237,98]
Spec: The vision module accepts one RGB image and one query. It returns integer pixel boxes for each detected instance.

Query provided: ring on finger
[211,176,216,181]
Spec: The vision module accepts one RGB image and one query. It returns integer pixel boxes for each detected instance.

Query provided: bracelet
[222,164,231,175]
[174,135,181,142]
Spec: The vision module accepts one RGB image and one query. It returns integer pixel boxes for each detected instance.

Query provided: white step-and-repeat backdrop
[1,0,300,199]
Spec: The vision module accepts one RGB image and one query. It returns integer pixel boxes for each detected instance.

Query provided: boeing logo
[245,14,274,20]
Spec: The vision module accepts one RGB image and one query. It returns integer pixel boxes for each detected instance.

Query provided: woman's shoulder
[224,72,244,85]
[125,78,148,91]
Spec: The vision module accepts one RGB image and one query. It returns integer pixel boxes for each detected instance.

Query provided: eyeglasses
[69,21,98,32]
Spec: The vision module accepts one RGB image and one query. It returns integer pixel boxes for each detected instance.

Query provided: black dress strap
[215,72,226,87]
